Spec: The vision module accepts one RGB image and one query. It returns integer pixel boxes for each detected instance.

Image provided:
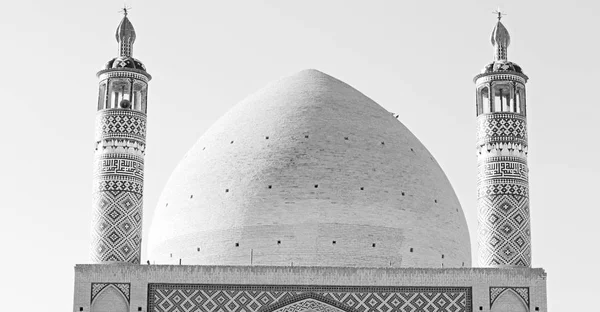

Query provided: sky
[0,0,598,311]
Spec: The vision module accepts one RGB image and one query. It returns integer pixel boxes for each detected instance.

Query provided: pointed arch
[262,292,357,312]
[491,289,528,312]
[91,285,129,312]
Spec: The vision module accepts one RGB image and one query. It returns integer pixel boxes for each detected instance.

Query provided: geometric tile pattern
[148,284,472,312]
[489,287,529,309]
[477,112,531,268]
[91,109,146,264]
[91,282,131,304]
[477,113,527,147]
[95,109,147,143]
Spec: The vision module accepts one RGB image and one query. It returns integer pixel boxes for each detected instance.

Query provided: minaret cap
[490,12,510,61]
[115,9,136,57]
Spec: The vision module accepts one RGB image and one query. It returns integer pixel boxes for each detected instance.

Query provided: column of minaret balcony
[91,10,151,264]
[474,14,531,268]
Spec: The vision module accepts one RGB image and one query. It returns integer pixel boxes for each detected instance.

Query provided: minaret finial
[492,7,506,21]
[490,9,510,61]
[121,5,130,17]
[115,6,136,57]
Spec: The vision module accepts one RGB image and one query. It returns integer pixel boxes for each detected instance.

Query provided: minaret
[91,10,151,264]
[474,13,531,267]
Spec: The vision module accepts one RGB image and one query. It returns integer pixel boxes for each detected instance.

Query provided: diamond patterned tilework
[92,109,146,264]
[477,113,527,147]
[91,283,131,304]
[95,109,147,143]
[148,284,471,312]
[477,113,531,268]
[489,287,529,309]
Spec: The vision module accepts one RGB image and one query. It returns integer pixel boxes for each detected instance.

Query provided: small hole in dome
[479,307,483,311]
[225,189,229,193]
[314,184,319,188]
[80,308,83,311]
[266,136,269,139]
[305,135,309,138]
[166,203,169,207]
[381,142,385,145]
[235,243,239,247]
[277,240,281,244]
[360,187,364,190]
[197,247,200,252]
[170,253,172,258]
[203,147,206,150]
[230,141,234,144]
[442,254,445,259]
[190,195,193,199]
[402,192,405,196]
[268,185,272,189]
[535,308,539,311]
[411,148,414,152]
[410,248,413,252]
[332,241,336,244]
[372,243,376,247]
[344,137,349,140]
[138,307,142,311]
[435,199,438,203]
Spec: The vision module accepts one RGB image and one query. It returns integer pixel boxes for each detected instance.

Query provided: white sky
[0,0,598,311]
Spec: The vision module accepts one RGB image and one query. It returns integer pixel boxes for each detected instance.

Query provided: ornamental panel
[148,284,472,312]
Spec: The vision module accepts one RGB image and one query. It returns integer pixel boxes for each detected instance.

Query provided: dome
[104,57,146,71]
[481,61,524,74]
[147,69,471,268]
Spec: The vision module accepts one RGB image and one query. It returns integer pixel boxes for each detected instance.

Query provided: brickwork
[475,83,531,268]
[148,69,471,268]
[91,109,146,263]
[72,265,548,312]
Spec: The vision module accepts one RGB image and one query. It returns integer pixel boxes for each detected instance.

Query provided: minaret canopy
[103,9,147,72]
[491,20,510,59]
[116,13,136,56]
[477,14,525,77]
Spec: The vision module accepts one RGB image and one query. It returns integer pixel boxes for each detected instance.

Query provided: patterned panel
[274,298,344,312]
[478,157,528,185]
[477,156,530,267]
[91,283,131,303]
[91,190,143,263]
[95,109,147,143]
[148,284,472,312]
[477,111,531,268]
[92,109,145,264]
[489,287,529,309]
[477,113,527,147]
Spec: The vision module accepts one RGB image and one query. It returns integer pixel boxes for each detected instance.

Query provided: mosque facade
[74,12,547,312]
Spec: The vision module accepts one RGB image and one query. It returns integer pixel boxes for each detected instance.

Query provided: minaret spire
[474,14,531,268]
[490,9,511,61]
[116,6,136,57]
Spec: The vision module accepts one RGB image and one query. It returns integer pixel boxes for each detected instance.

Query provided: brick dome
[147,69,471,268]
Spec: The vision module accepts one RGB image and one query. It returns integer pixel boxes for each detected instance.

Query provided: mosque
[73,10,547,312]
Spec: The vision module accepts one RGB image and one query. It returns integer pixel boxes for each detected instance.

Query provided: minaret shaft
[476,109,531,267]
